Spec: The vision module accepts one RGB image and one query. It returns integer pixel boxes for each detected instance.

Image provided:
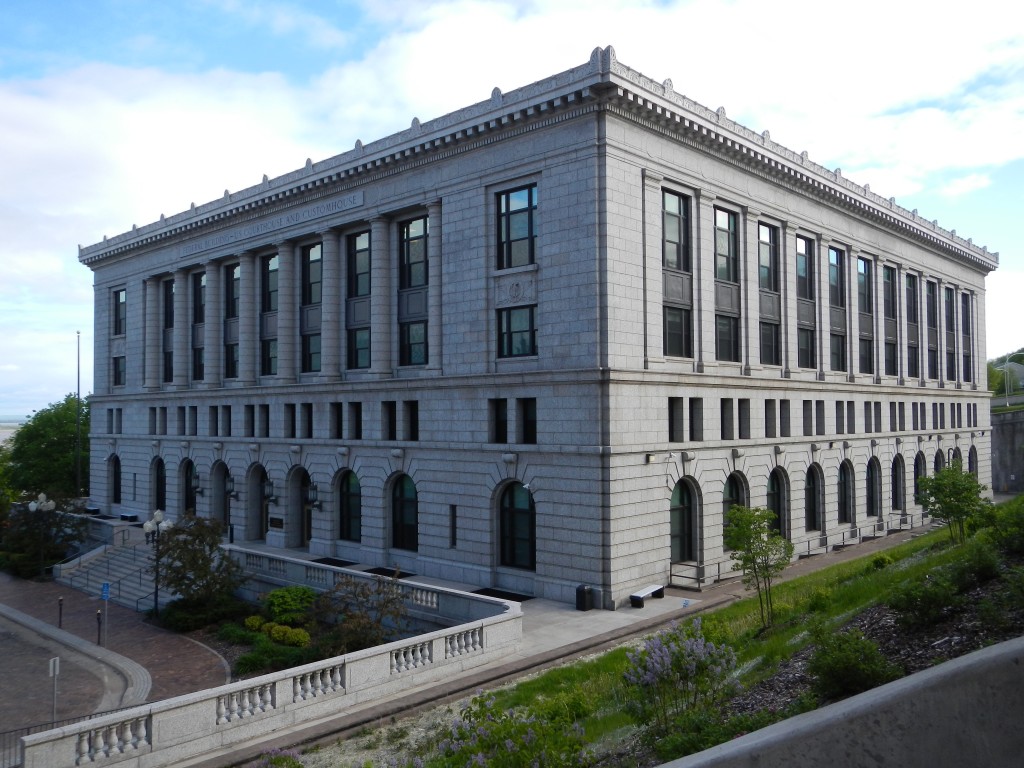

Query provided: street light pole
[143,509,172,618]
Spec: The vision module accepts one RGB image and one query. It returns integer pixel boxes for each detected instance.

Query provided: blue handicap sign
[101,582,110,601]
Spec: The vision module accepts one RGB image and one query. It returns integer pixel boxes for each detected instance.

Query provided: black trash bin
[575,584,593,611]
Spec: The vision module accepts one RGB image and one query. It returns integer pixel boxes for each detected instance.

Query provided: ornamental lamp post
[143,510,173,618]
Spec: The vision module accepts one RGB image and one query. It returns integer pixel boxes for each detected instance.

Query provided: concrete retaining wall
[992,410,1024,495]
[665,635,1024,768]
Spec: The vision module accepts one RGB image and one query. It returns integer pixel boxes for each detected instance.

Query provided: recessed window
[260,339,277,376]
[758,223,778,292]
[490,398,508,443]
[400,217,428,289]
[663,190,690,272]
[499,483,536,570]
[829,248,845,308]
[883,266,896,320]
[664,306,692,358]
[498,185,538,270]
[906,274,918,325]
[347,231,371,297]
[225,264,240,319]
[400,321,427,366]
[113,289,127,336]
[192,272,206,324]
[830,333,846,372]
[498,306,537,358]
[798,328,816,369]
[761,322,781,366]
[301,243,322,306]
[391,475,418,552]
[714,209,738,283]
[338,471,361,542]
[857,257,872,314]
[796,236,814,300]
[261,255,279,313]
[715,314,740,362]
[301,333,321,373]
[112,356,126,386]
[517,397,537,444]
[347,328,370,370]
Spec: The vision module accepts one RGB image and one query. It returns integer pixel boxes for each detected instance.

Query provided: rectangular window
[347,231,371,297]
[885,342,897,376]
[857,257,872,314]
[244,404,255,437]
[490,398,508,443]
[330,402,343,439]
[932,402,939,429]
[816,400,825,436]
[906,274,918,324]
[859,338,874,375]
[758,223,778,291]
[348,402,363,440]
[864,402,873,433]
[715,314,740,362]
[714,208,739,283]
[912,402,919,431]
[664,306,692,358]
[449,505,457,549]
[926,281,938,329]
[113,289,127,335]
[963,353,972,382]
[802,400,813,436]
[517,398,537,444]
[662,190,690,272]
[829,247,845,307]
[739,398,751,440]
[382,401,397,440]
[261,254,279,313]
[836,401,845,434]
[403,400,419,441]
[301,333,321,373]
[947,350,957,381]
[796,236,814,300]
[222,405,232,437]
[347,328,370,370]
[400,216,428,288]
[848,401,856,433]
[301,242,322,306]
[889,402,898,432]
[192,347,205,381]
[689,398,704,441]
[961,293,972,337]
[780,399,791,438]
[225,343,239,379]
[669,397,686,442]
[176,406,186,436]
[261,338,277,376]
[284,403,296,439]
[928,348,939,380]
[830,333,847,371]
[874,402,882,432]
[721,398,734,440]
[765,399,777,438]
[944,286,955,331]
[908,344,919,379]
[798,328,816,369]
[225,263,240,319]
[208,406,219,437]
[112,356,126,386]
[497,306,537,358]
[498,185,538,269]
[163,279,175,329]
[398,321,427,366]
[883,266,896,320]
[761,322,780,366]
[192,272,206,324]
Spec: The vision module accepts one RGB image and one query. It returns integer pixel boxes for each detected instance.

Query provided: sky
[1,0,1022,418]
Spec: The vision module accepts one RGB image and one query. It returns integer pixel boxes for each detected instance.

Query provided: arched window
[866,458,881,517]
[968,446,979,478]
[891,455,905,511]
[338,471,361,542]
[152,457,166,511]
[671,479,698,562]
[805,465,822,531]
[723,473,744,547]
[499,483,535,570]
[914,452,927,504]
[934,451,945,473]
[182,459,198,515]
[110,455,122,505]
[767,469,787,537]
[392,475,418,551]
[952,447,963,466]
[838,461,855,524]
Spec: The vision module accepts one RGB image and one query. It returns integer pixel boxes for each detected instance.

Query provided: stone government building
[81,46,997,609]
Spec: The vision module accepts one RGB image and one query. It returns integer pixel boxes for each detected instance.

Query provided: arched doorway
[671,478,700,563]
[934,450,946,473]
[805,464,823,531]
[891,455,906,512]
[499,482,536,570]
[109,455,122,506]
[287,467,313,548]
[838,460,855,524]
[248,464,270,540]
[151,456,166,512]
[392,475,418,552]
[766,468,788,538]
[211,461,231,531]
[968,446,979,478]
[866,458,882,518]
[336,470,361,542]
[181,458,198,516]
[914,452,927,504]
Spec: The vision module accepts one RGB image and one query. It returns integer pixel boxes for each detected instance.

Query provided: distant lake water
[0,423,21,444]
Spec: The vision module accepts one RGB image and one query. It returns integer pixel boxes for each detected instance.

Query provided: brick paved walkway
[0,572,229,732]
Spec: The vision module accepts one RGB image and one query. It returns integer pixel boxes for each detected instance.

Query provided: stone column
[144,277,162,390]
[895,263,907,385]
[694,190,716,372]
[277,240,297,382]
[426,200,442,371]
[173,268,190,389]
[815,235,828,378]
[780,222,796,378]
[949,282,961,386]
[238,252,258,385]
[369,216,392,375]
[872,254,884,383]
[94,286,110,395]
[936,277,946,388]
[844,246,857,382]
[320,230,341,380]
[971,290,983,389]
[205,261,223,388]
[740,205,759,376]
[641,170,664,369]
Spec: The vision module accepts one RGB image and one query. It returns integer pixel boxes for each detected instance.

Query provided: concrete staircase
[55,530,176,612]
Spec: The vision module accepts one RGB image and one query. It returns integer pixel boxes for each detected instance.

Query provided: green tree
[156,516,247,606]
[0,493,87,578]
[5,394,89,498]
[724,505,795,628]
[309,571,407,655]
[916,460,990,545]
[988,362,1004,396]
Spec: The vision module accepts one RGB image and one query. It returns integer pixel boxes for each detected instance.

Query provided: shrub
[244,615,266,632]
[261,621,279,637]
[283,627,311,648]
[988,500,1024,555]
[264,586,317,626]
[158,595,248,632]
[623,618,737,732]
[217,623,258,645]
[653,706,796,761]
[869,554,894,571]
[807,627,900,701]
[235,651,269,676]
[270,624,292,644]
[805,587,832,613]
[887,575,961,629]
[947,536,1001,592]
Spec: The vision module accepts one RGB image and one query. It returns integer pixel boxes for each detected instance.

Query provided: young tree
[309,571,407,655]
[5,394,90,498]
[916,460,990,545]
[156,516,247,606]
[0,493,87,578]
[724,505,795,629]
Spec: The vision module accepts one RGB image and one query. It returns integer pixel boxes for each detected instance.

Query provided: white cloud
[940,174,992,198]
